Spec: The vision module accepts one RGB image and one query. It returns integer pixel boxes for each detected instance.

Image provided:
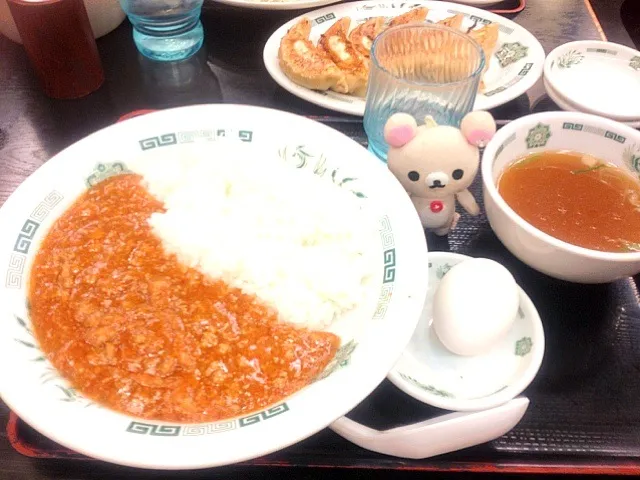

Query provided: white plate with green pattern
[387,252,544,412]
[263,0,545,116]
[544,41,640,122]
[0,104,429,469]
[543,77,640,129]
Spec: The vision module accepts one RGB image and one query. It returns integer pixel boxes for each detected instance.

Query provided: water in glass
[120,0,204,61]
[364,24,485,162]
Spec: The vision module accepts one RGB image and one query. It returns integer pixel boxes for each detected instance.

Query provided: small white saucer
[387,252,545,412]
[544,41,640,122]
[543,77,640,129]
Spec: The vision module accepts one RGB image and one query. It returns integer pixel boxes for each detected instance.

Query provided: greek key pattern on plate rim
[138,129,254,151]
[586,47,617,56]
[5,190,64,289]
[125,402,290,436]
[373,215,396,320]
[484,62,533,98]
[349,4,514,35]
[446,9,514,35]
[562,122,626,144]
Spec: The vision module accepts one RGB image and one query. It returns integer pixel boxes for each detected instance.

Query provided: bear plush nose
[426,172,449,189]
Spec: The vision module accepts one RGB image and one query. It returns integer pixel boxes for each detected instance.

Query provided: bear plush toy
[383,111,497,236]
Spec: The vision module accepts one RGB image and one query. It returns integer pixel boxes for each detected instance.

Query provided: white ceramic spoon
[330,397,528,459]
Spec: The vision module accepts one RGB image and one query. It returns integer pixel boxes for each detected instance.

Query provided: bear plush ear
[460,111,497,148]
[383,113,418,148]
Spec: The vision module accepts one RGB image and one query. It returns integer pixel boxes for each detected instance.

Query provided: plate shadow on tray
[489,93,531,122]
[99,22,221,116]
[201,6,293,107]
[345,380,451,431]
[531,94,560,114]
[201,4,296,72]
[31,24,140,150]
[138,48,223,108]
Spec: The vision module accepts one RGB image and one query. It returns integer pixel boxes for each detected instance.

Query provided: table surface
[0,0,635,478]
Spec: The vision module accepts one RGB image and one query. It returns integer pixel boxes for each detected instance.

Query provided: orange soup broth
[497,150,640,253]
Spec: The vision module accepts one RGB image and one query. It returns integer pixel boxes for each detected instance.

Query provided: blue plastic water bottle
[119,0,204,62]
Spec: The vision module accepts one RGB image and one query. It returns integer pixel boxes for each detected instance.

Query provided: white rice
[129,143,379,330]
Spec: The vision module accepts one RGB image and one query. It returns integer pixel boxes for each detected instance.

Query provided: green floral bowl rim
[482,111,640,262]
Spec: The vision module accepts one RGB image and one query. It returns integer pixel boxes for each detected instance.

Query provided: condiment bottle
[6,0,105,99]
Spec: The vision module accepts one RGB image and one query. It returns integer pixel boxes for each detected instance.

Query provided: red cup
[7,0,105,99]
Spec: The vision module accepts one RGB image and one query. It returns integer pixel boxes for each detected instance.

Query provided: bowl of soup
[481,111,640,284]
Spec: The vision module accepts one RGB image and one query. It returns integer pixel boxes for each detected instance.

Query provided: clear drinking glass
[364,24,485,162]
[119,0,204,62]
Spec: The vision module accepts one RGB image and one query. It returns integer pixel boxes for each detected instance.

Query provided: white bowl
[482,111,640,284]
[543,77,640,129]
[387,252,544,412]
[0,104,429,469]
[544,41,640,122]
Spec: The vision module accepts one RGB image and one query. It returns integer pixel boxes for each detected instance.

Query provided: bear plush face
[387,126,479,199]
[384,112,496,199]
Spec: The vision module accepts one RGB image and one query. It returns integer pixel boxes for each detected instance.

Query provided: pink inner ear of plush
[465,129,494,146]
[386,125,415,148]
